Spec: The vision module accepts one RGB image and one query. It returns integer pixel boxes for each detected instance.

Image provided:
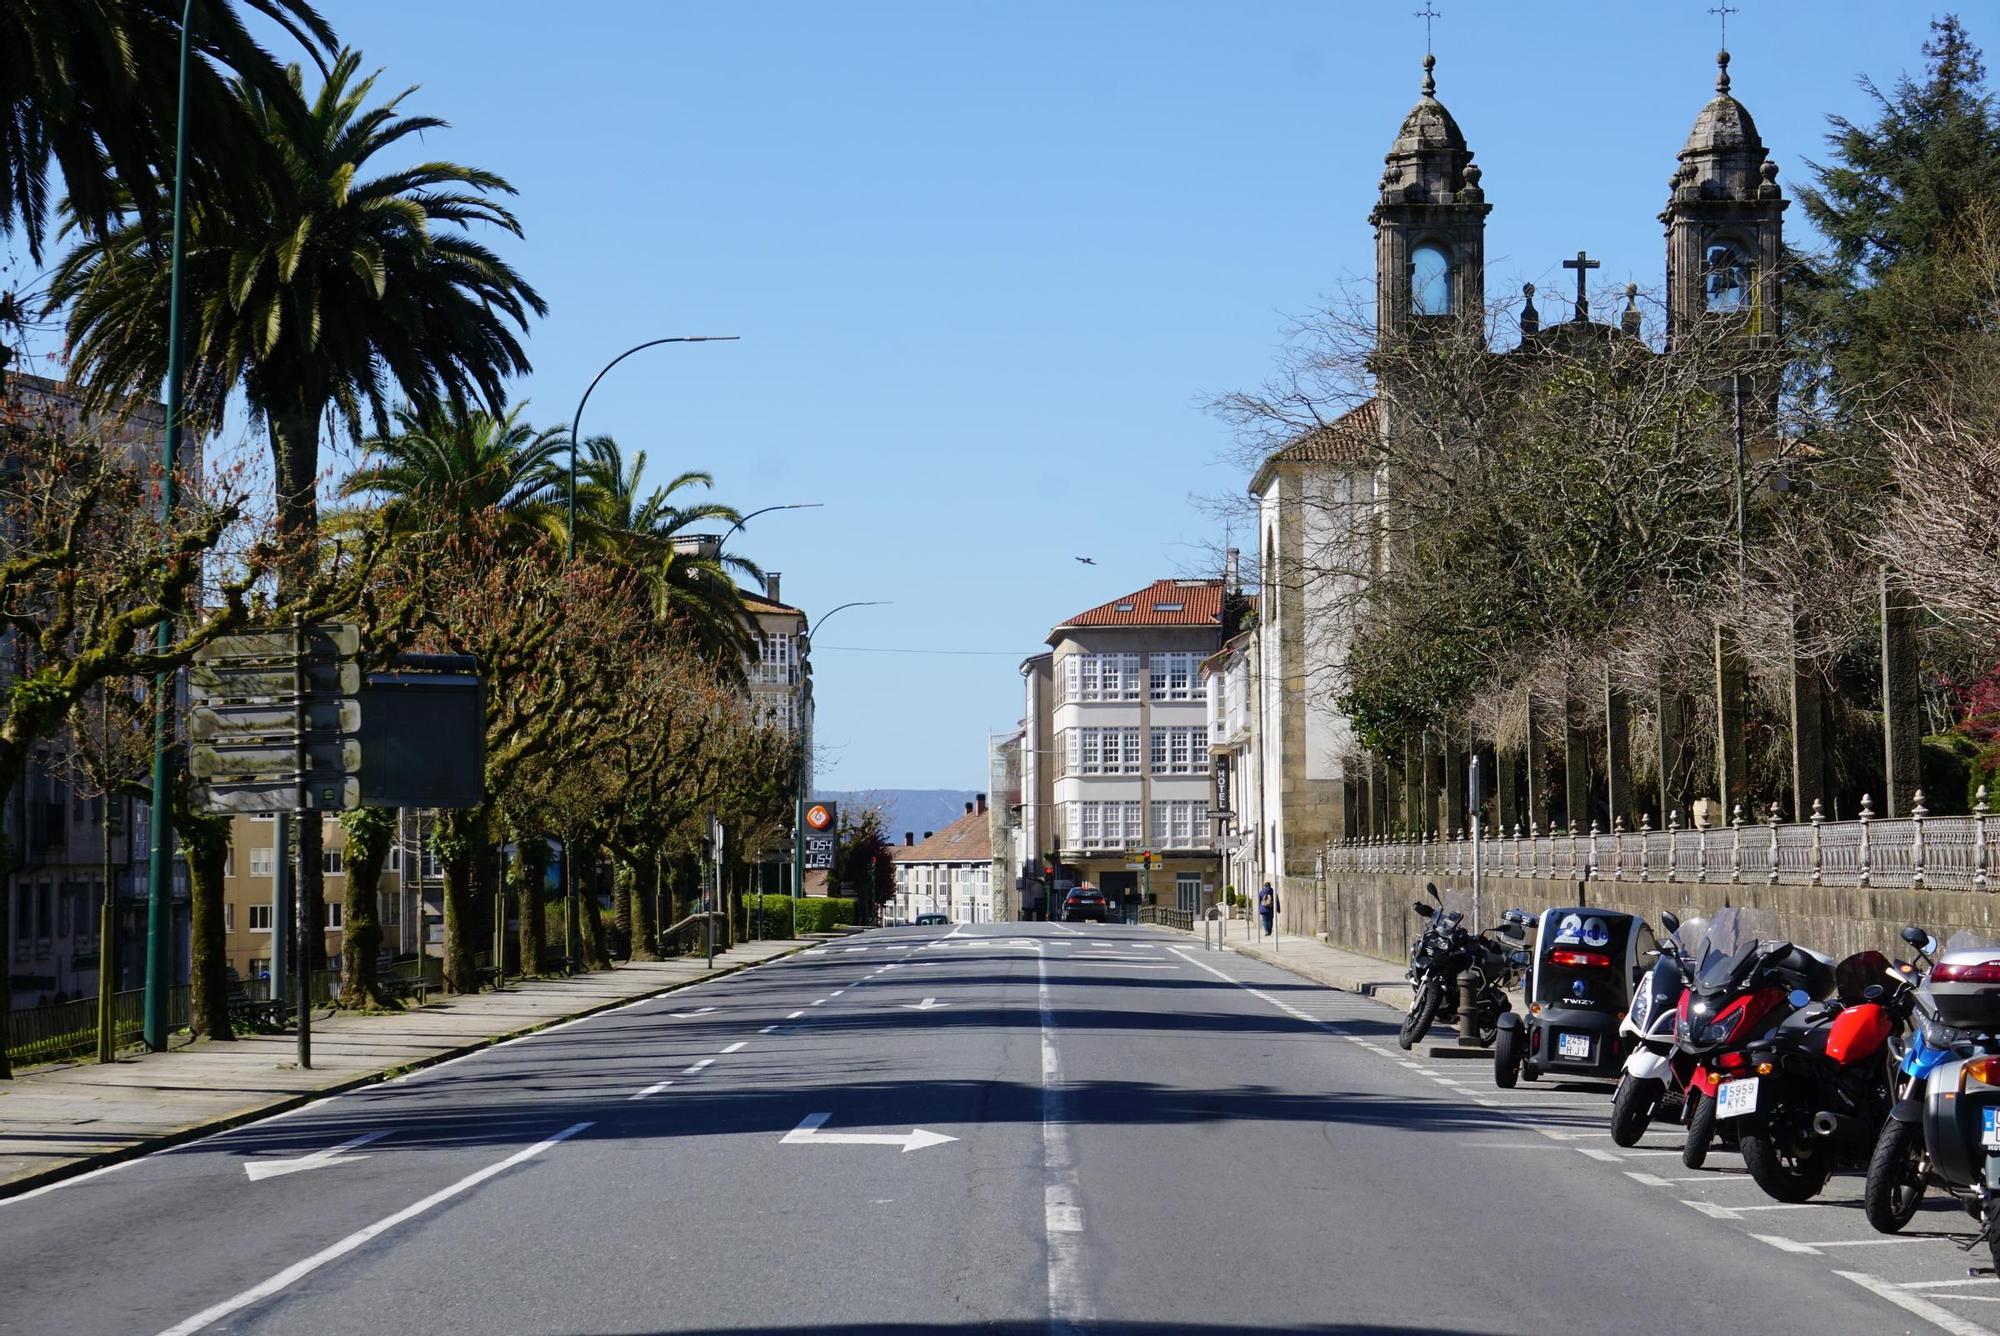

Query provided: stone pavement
[1176,918,1418,1013]
[0,935,819,1197]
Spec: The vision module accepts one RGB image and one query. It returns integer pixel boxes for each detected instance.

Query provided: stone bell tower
[1662,51,1787,350]
[1371,54,1490,342]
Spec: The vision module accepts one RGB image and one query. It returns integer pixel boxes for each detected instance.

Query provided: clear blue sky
[17,1,1958,790]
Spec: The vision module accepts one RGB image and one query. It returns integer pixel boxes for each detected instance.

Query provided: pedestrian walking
[1258,881,1278,937]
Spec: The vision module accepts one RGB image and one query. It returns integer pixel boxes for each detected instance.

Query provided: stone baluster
[1611,815,1626,881]
[1809,798,1824,886]
[1911,790,1928,889]
[1637,813,1652,882]
[1697,813,1710,884]
[1667,810,1681,882]
[1511,821,1523,878]
[1730,803,1746,884]
[1767,801,1782,885]
[1975,786,1990,891]
[1858,793,1874,888]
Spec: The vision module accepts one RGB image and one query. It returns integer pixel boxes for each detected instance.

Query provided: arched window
[1411,243,1452,316]
[1703,240,1754,312]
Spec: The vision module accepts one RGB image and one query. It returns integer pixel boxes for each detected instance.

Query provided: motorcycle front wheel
[1863,1117,1929,1233]
[1741,1127,1834,1203]
[1611,1074,1662,1148]
[1683,1090,1717,1170]
[1399,979,1442,1050]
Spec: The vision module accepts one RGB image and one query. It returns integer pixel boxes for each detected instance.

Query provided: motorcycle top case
[1923,1055,2000,1189]
[1930,950,2000,1029]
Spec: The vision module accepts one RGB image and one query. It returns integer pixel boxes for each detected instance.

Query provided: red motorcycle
[1670,909,1831,1170]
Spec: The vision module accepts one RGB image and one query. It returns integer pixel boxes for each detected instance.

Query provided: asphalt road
[3,921,1996,1335]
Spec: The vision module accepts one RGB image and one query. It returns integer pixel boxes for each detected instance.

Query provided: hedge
[792,897,857,934]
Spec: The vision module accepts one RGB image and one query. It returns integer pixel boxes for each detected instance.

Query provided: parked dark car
[1062,889,1108,923]
[914,912,950,926]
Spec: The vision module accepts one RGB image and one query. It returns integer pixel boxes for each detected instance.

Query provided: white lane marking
[1904,1280,2000,1290]
[1837,1270,1997,1336]
[721,1042,748,1054]
[1751,1234,1824,1255]
[1576,1148,1621,1163]
[1061,962,1177,970]
[832,990,846,996]
[1039,953,1091,1333]
[1935,1295,2000,1304]
[629,1081,673,1101]
[243,1132,387,1183]
[155,1122,590,1336]
[902,998,950,1011]
[683,1058,715,1075]
[1814,1237,1944,1247]
[668,1007,718,1019]
[1048,922,1082,936]
[779,1112,956,1153]
[810,999,827,1007]
[1684,1200,1747,1219]
[788,1010,806,1019]
[760,1025,779,1034]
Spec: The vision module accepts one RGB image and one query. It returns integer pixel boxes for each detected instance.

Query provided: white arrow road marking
[901,998,949,1011]
[243,1132,387,1182]
[781,1112,957,1153]
[668,1007,717,1019]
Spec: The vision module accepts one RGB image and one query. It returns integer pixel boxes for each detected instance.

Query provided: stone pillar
[1442,731,1466,835]
[1714,623,1748,817]
[1604,669,1631,831]
[1496,741,1522,835]
[1655,676,1688,824]
[1563,696,1591,833]
[1523,695,1545,830]
[1790,625,1829,822]
[1880,568,1923,818]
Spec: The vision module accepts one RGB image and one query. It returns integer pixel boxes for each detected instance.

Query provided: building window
[1149,654,1205,703]
[1062,653,1141,703]
[1150,726,1211,775]
[225,904,235,934]
[250,904,273,932]
[249,847,275,878]
[1067,727,1139,775]
[327,902,343,929]
[1704,240,1753,313]
[1411,243,1452,316]
[322,848,344,877]
[1150,800,1210,847]
[248,957,269,980]
[1066,800,1142,849]
[1176,872,1203,911]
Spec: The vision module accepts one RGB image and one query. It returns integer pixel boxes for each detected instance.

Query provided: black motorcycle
[1398,883,1521,1050]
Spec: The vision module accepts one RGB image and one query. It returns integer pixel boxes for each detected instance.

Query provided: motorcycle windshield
[1668,915,1709,958]
[1437,887,1474,922]
[1692,907,1779,990]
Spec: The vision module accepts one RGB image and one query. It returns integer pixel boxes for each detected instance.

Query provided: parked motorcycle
[1862,927,2000,1251]
[1609,909,1701,1146]
[1398,884,1521,1050]
[1727,944,1907,1202]
[1672,908,1830,1170]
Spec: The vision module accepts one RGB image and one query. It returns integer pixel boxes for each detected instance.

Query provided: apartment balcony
[746,663,801,688]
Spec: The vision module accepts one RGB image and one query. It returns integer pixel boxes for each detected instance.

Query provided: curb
[0,937,822,1201]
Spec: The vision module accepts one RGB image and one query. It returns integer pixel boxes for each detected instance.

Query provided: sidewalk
[0,935,818,1197]
[1177,918,1417,1014]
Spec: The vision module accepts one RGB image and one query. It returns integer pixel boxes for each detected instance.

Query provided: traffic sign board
[190,699,361,740]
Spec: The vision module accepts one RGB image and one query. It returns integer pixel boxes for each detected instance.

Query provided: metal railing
[1137,905,1194,931]
[8,985,188,1066]
[1330,788,1996,892]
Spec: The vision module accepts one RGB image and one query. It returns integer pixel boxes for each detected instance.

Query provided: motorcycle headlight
[1701,1020,1735,1045]
[1629,989,1653,1030]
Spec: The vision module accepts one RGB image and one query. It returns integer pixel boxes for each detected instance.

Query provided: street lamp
[566,336,739,561]
[791,601,888,937]
[724,502,823,545]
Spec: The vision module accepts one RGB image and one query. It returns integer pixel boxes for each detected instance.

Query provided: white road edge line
[721,1041,748,1054]
[154,1122,591,1336]
[1040,953,1091,1334]
[683,1058,715,1075]
[629,1081,673,1101]
[1837,1270,1997,1336]
[760,1025,779,1034]
[788,1010,806,1019]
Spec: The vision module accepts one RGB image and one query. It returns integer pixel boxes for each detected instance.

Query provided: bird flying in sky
[1075,556,1096,565]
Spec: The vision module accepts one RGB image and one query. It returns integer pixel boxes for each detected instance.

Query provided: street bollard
[1456,969,1483,1045]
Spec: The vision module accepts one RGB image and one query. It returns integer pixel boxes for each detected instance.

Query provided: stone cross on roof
[1563,250,1601,320]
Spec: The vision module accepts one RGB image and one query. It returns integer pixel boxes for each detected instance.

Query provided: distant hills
[816,789,981,844]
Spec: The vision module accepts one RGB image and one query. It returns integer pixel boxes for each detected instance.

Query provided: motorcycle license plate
[1716,1077,1759,1120]
[1983,1108,2000,1150]
[1556,1032,1592,1060]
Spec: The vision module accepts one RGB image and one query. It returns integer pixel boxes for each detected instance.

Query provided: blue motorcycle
[1863,925,1997,1233]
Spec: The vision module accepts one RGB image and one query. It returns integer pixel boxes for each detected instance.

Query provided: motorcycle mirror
[1660,910,1680,935]
[1787,988,1812,1010]
[1424,883,1441,903]
[1926,935,1940,957]
[1902,924,1928,948]
[1412,902,1434,917]
[1501,923,1527,942]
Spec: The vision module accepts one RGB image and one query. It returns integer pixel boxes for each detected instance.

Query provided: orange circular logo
[805,803,834,832]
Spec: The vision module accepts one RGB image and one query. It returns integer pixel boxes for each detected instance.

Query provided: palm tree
[51,48,545,572]
[2,0,335,261]
[572,436,761,667]
[341,403,567,538]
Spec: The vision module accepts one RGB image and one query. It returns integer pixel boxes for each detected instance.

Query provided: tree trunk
[577,840,610,970]
[514,831,548,976]
[629,852,660,961]
[180,808,233,1040]
[338,807,392,1008]
[437,806,486,993]
[611,859,633,960]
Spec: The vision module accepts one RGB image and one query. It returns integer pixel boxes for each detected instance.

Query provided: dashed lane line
[721,1041,748,1054]
[682,1058,715,1075]
[629,1081,673,1101]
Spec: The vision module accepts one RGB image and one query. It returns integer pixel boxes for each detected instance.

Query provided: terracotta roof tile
[890,807,992,863]
[1054,579,1224,631]
[1248,398,1379,493]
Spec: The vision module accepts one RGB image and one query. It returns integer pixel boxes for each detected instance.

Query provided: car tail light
[1550,950,1613,969]
[1932,961,2000,983]
[1966,1057,2000,1088]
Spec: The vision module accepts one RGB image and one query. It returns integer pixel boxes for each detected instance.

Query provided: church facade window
[1410,243,1452,316]
[1703,239,1754,312]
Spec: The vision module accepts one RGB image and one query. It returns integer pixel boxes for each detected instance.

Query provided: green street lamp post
[562,335,736,971]
[722,502,823,545]
[792,601,887,937]
[143,0,197,1051]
